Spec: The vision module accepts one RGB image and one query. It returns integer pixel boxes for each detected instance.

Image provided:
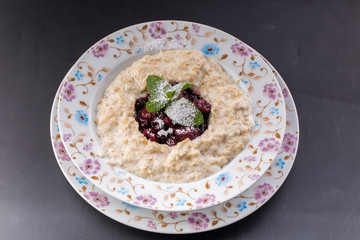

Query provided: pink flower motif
[80,159,101,175]
[254,183,274,204]
[134,195,157,207]
[192,24,200,33]
[188,212,210,231]
[248,174,260,180]
[91,40,109,58]
[195,194,216,208]
[84,191,110,208]
[231,42,253,57]
[169,212,178,219]
[149,22,167,39]
[244,156,256,162]
[174,34,181,41]
[258,138,280,153]
[282,133,298,154]
[83,143,93,151]
[54,141,71,161]
[61,82,76,102]
[263,83,281,100]
[147,220,157,230]
[63,133,71,142]
[282,88,289,98]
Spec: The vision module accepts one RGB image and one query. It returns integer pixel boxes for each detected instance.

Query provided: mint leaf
[166,82,193,100]
[146,75,172,98]
[165,98,204,127]
[146,75,172,113]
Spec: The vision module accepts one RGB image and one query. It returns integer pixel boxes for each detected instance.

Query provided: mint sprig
[144,75,204,127]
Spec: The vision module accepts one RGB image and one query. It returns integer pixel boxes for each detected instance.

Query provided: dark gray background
[1,0,359,239]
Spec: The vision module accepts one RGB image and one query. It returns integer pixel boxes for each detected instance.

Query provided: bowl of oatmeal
[57,21,286,211]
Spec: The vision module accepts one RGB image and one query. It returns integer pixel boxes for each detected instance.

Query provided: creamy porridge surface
[95,50,254,183]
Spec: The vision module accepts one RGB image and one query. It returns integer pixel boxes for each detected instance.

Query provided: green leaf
[146,75,171,99]
[165,98,204,127]
[166,82,193,100]
[145,75,172,113]
[146,98,167,113]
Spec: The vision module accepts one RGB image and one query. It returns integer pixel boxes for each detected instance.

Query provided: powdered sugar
[138,34,191,53]
[165,98,203,127]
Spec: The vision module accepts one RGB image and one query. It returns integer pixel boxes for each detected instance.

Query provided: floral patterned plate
[51,59,298,234]
[56,21,287,211]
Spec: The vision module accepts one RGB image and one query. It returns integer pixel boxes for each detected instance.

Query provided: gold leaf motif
[205,32,212,37]
[69,77,75,82]
[82,185,86,192]
[210,210,216,216]
[284,155,290,160]
[220,207,227,213]
[263,117,270,121]
[191,38,196,45]
[90,152,95,157]
[69,143,75,147]
[212,220,219,226]
[110,177,116,182]
[264,130,272,134]
[253,149,257,154]
[88,65,94,71]
[101,67,110,72]
[225,201,232,208]
[220,54,228,60]
[275,132,281,138]
[134,216,142,221]
[108,39,115,43]
[180,212,187,216]
[248,73,255,77]
[125,209,130,215]
[163,195,168,201]
[249,202,257,206]
[162,224,167,228]
[275,100,279,106]
[77,138,83,142]
[205,182,210,189]
[91,176,99,180]
[158,214,164,220]
[133,36,138,42]
[129,41,134,47]
[80,101,88,107]
[265,171,272,176]
[88,72,93,77]
[214,37,218,43]
[78,132,86,136]
[253,76,262,80]
[186,203,193,206]
[251,55,255,61]
[286,120,291,126]
[219,38,227,42]
[170,193,175,198]
[115,209,123,213]
[64,122,72,128]
[142,25,147,30]
[64,108,70,114]
[127,194,132,199]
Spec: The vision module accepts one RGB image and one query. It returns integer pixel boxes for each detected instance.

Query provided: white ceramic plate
[57,21,287,211]
[51,58,298,233]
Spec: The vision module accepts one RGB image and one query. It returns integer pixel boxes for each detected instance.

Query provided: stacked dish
[50,21,299,233]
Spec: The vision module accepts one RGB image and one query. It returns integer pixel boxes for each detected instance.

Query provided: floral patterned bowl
[57,21,286,211]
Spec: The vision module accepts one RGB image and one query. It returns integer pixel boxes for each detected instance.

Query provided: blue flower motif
[249,61,260,68]
[75,177,88,185]
[176,199,187,206]
[117,171,126,175]
[215,173,231,186]
[57,124,59,132]
[166,186,173,190]
[136,47,143,54]
[254,121,259,127]
[201,43,220,56]
[270,107,279,115]
[238,201,247,211]
[276,158,285,169]
[98,74,102,81]
[241,79,249,85]
[75,70,83,81]
[116,36,124,45]
[75,110,88,126]
[122,202,139,210]
[118,187,129,195]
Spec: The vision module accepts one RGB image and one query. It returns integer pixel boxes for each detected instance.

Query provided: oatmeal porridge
[95,50,254,183]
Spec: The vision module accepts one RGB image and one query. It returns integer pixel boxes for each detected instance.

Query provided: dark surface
[1,0,360,239]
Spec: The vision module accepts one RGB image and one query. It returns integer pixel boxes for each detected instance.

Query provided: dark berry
[166,136,178,146]
[193,99,211,113]
[151,118,165,132]
[135,98,147,112]
[139,119,149,130]
[145,93,150,101]
[175,127,201,141]
[142,128,157,141]
[139,108,155,121]
[198,123,208,133]
[163,116,174,127]
[170,81,179,86]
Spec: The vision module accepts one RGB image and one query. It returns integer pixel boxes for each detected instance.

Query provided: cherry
[163,116,174,127]
[193,99,211,113]
[139,108,155,121]
[151,118,165,132]
[142,128,157,141]
[175,127,201,141]
[135,98,147,112]
[166,136,178,146]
